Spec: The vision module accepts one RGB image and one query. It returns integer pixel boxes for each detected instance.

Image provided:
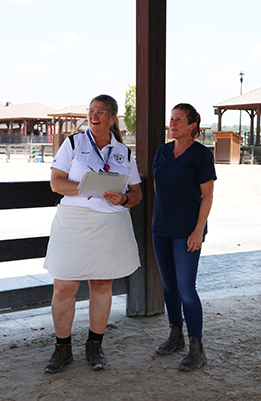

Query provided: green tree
[124,84,136,134]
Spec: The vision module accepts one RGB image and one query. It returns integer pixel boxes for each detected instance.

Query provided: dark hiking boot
[85,339,106,371]
[45,343,73,373]
[156,324,185,355]
[178,337,207,372]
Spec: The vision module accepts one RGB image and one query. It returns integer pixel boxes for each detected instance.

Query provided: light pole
[239,71,244,136]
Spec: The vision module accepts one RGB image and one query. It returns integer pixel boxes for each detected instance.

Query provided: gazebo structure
[213,87,261,146]
[0,102,55,140]
[48,105,88,155]
[48,105,88,135]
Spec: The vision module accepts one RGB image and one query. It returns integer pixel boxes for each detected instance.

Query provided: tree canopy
[124,84,136,134]
[210,123,253,134]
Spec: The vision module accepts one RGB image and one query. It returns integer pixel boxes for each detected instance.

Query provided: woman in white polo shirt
[44,94,142,373]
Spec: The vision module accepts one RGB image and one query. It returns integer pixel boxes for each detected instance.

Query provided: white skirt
[43,204,140,280]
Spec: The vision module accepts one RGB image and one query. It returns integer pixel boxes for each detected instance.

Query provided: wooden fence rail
[0,179,146,314]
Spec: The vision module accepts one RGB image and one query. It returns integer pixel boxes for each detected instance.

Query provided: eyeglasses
[87,109,110,118]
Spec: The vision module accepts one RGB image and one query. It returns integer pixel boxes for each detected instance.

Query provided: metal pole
[239,71,244,136]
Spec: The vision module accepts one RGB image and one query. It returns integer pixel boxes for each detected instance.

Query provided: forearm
[50,177,80,196]
[120,191,142,208]
[194,194,213,235]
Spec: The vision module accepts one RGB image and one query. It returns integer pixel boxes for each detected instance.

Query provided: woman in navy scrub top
[152,103,216,372]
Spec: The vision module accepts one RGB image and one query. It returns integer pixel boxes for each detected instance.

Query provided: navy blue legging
[152,234,203,339]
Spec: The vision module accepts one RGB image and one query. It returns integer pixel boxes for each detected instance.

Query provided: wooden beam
[0,279,127,313]
[131,0,166,316]
[0,181,59,210]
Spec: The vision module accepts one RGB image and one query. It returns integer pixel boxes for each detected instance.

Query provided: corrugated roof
[213,87,261,108]
[0,102,56,120]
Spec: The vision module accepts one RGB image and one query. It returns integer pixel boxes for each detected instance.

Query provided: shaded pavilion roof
[213,87,261,110]
[48,105,88,118]
[213,87,261,145]
[0,102,56,121]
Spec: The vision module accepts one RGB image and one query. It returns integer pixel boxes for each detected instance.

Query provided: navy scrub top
[152,141,217,240]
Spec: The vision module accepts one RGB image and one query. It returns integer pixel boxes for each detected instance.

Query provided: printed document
[78,171,132,199]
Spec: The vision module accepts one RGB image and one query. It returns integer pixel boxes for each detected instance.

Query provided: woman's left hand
[103,191,126,206]
[103,184,142,207]
[187,230,202,252]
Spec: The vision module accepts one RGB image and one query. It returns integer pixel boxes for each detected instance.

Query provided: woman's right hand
[50,168,80,196]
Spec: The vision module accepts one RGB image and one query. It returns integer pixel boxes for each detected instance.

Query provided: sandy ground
[0,295,260,401]
[0,157,261,400]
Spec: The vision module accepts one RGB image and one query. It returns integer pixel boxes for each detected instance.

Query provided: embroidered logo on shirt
[114,154,125,164]
[82,151,90,154]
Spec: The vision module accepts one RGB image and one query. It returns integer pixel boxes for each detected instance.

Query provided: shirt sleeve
[197,147,217,184]
[127,150,142,185]
[51,138,75,174]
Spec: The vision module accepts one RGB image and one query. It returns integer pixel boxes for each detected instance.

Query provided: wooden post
[23,119,27,136]
[8,120,14,136]
[256,107,260,146]
[127,0,166,316]
[250,110,255,146]
[218,112,222,131]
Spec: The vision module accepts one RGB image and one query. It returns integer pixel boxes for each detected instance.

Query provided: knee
[89,279,113,295]
[53,280,80,300]
[179,285,198,305]
[161,276,178,292]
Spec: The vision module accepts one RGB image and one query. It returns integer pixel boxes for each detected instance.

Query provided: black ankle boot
[178,337,207,371]
[85,340,106,371]
[45,343,73,373]
[156,324,185,355]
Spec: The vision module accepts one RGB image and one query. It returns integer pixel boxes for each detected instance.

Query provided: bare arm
[103,183,142,208]
[187,179,214,252]
[50,168,79,196]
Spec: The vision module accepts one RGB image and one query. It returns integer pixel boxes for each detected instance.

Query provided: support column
[218,113,222,131]
[250,110,255,146]
[127,0,166,316]
[7,120,14,136]
[256,107,260,146]
[23,119,27,136]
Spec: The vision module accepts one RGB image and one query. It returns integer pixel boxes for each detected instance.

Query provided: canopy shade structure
[48,105,89,135]
[0,102,56,136]
[213,87,261,145]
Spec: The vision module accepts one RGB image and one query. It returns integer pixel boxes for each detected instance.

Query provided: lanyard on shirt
[86,129,112,172]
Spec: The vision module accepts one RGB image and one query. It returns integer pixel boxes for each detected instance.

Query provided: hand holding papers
[78,170,132,199]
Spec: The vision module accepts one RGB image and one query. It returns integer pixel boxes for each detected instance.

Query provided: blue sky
[1,0,261,126]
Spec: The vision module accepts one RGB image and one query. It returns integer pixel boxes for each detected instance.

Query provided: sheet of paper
[77,171,132,199]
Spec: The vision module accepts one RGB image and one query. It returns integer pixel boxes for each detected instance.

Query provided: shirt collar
[87,129,120,149]
[109,131,120,149]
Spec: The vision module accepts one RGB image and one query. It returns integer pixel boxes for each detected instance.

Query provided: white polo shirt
[51,130,141,213]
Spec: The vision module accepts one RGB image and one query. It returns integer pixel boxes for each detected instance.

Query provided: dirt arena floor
[0,159,261,400]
